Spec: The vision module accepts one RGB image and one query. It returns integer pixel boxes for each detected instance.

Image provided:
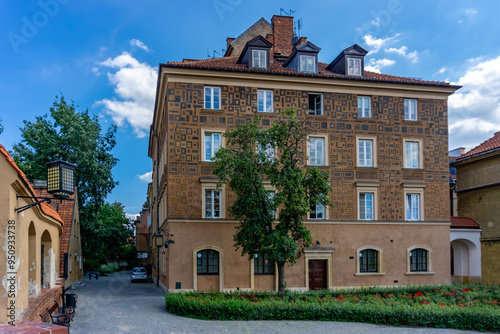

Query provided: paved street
[70,271,483,334]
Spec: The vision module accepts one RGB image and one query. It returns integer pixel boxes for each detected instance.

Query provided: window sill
[354,116,373,120]
[201,108,224,113]
[354,272,386,276]
[405,271,435,275]
[403,119,420,123]
[355,166,378,169]
[306,113,326,117]
[254,273,275,276]
[402,168,424,171]
[256,111,274,114]
[197,273,220,276]
[306,164,329,168]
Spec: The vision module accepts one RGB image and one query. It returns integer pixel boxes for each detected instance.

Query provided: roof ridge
[0,142,63,224]
[458,131,500,160]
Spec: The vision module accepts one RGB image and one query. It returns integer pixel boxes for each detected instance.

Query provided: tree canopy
[12,95,118,208]
[213,109,332,291]
[11,95,121,261]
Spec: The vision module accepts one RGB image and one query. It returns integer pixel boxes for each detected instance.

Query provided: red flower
[385,293,393,298]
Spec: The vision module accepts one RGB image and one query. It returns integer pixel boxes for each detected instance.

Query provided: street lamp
[155,233,164,248]
[15,160,76,213]
[46,160,76,197]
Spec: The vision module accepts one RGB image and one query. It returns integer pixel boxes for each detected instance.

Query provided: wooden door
[309,260,327,290]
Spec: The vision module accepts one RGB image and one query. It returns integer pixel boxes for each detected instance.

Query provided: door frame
[304,248,334,290]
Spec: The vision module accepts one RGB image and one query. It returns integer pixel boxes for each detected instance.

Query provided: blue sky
[1,0,499,218]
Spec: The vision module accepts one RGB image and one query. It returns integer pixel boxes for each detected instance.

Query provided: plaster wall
[0,158,61,324]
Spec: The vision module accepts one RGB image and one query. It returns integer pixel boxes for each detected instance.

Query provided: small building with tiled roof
[0,143,64,324]
[450,216,482,284]
[451,131,500,285]
[33,181,83,287]
[148,14,460,292]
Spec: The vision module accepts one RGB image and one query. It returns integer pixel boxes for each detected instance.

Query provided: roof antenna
[280,8,295,16]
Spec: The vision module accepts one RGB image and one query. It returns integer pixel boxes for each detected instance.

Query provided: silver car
[130,267,148,283]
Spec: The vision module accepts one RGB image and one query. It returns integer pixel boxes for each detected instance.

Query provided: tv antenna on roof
[207,49,225,58]
[295,18,303,37]
[280,8,295,16]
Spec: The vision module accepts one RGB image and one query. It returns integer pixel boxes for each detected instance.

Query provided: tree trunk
[277,261,286,292]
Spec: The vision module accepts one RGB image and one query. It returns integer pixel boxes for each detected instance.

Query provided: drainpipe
[151,126,160,287]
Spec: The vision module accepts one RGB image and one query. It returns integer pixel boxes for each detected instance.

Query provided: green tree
[95,202,134,262]
[12,95,118,208]
[0,117,4,135]
[213,109,332,292]
[11,95,119,260]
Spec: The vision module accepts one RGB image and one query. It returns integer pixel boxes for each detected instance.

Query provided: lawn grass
[165,284,500,331]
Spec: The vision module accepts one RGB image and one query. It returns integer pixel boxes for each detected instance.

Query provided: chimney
[296,36,307,46]
[271,15,294,57]
[226,37,235,48]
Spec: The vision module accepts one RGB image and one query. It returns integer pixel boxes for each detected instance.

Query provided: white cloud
[125,213,139,221]
[91,67,101,76]
[385,46,419,63]
[362,34,400,54]
[130,39,151,53]
[96,52,157,138]
[448,55,500,150]
[464,8,477,16]
[138,171,153,182]
[364,58,396,73]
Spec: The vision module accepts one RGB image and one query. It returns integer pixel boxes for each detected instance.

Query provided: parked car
[130,267,148,283]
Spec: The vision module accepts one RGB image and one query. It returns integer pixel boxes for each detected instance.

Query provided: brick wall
[163,82,450,222]
[21,285,63,323]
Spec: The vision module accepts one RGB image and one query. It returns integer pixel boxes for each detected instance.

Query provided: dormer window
[252,49,267,69]
[348,58,362,76]
[300,55,316,73]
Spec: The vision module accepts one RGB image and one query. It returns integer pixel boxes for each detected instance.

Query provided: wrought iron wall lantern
[15,160,76,214]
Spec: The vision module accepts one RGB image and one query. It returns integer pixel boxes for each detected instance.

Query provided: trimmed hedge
[165,284,500,331]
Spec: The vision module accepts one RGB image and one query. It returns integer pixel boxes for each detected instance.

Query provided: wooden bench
[40,301,73,328]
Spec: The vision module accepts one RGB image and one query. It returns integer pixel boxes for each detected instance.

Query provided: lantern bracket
[15,195,74,214]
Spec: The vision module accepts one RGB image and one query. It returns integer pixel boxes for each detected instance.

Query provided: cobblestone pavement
[70,271,483,334]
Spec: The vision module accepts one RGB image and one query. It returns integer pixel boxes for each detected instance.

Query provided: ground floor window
[410,248,428,272]
[197,249,219,274]
[359,249,379,272]
[254,254,274,274]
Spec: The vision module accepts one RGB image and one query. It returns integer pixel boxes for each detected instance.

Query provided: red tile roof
[167,57,454,87]
[450,216,481,229]
[458,131,500,160]
[0,143,63,224]
[33,186,77,276]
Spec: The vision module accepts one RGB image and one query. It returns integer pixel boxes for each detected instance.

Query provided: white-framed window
[310,203,325,220]
[204,132,222,161]
[252,49,267,69]
[308,93,323,115]
[404,99,417,121]
[259,143,274,161]
[257,90,273,113]
[405,141,419,168]
[309,137,325,166]
[406,193,420,221]
[357,96,371,118]
[204,86,221,110]
[359,193,374,220]
[358,139,373,167]
[348,58,362,76]
[300,55,316,73]
[205,189,221,218]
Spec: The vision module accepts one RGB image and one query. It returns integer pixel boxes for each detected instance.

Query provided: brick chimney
[271,15,294,57]
[296,36,307,46]
[226,37,235,48]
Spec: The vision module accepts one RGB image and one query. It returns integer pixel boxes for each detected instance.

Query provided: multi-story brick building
[452,132,500,285]
[148,15,460,292]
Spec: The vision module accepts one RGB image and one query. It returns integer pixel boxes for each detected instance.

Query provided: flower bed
[165,284,500,331]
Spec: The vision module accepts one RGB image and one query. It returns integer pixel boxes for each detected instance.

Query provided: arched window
[359,249,379,273]
[197,249,219,274]
[410,248,428,272]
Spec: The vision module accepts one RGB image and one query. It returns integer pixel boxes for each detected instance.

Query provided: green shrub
[98,263,119,275]
[165,285,500,331]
